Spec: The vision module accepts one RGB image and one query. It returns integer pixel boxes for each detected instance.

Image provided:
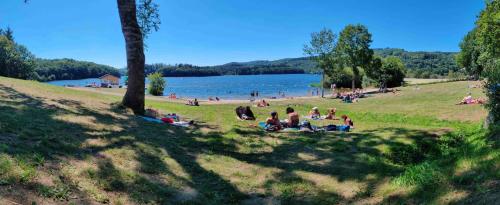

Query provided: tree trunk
[321,71,325,98]
[351,77,356,91]
[117,0,145,115]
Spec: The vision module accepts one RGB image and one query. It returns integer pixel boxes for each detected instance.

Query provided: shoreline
[68,86,341,105]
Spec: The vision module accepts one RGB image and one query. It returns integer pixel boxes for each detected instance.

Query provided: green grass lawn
[0,76,498,205]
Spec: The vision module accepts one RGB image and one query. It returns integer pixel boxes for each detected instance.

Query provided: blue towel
[258,122,267,128]
[337,125,350,132]
[140,116,164,124]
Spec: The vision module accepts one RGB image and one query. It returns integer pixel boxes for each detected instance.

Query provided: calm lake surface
[48,74,321,99]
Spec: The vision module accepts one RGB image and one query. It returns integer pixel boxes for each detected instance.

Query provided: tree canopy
[303,28,338,97]
[336,24,374,90]
[365,56,406,90]
[0,34,36,80]
[458,0,499,124]
[456,29,483,79]
[34,58,120,81]
[375,48,459,78]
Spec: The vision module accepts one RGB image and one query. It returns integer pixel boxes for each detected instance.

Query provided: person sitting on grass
[265,111,282,131]
[186,98,200,106]
[285,107,300,128]
[325,108,337,120]
[257,99,270,107]
[341,114,354,128]
[309,107,321,119]
[235,106,256,120]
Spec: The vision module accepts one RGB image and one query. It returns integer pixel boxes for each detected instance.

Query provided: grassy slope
[0,77,498,205]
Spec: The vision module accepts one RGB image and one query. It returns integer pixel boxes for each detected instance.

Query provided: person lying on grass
[285,107,300,128]
[341,114,354,128]
[309,107,321,119]
[265,111,282,131]
[457,95,487,105]
[325,108,337,120]
[257,99,269,107]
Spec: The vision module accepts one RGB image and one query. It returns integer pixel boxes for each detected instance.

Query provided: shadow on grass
[0,83,496,204]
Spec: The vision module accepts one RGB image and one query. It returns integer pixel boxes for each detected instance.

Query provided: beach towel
[171,121,191,127]
[140,116,164,124]
[142,116,192,127]
[337,125,350,132]
[303,116,326,121]
[258,122,300,132]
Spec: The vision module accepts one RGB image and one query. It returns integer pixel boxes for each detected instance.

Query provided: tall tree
[117,0,160,115]
[456,29,483,79]
[475,0,499,124]
[459,0,499,125]
[117,0,146,114]
[303,28,338,97]
[336,24,374,90]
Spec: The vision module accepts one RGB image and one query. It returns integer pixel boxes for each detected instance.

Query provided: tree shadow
[0,84,246,204]
[0,83,494,204]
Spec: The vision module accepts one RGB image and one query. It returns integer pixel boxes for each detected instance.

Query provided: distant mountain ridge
[118,48,459,78]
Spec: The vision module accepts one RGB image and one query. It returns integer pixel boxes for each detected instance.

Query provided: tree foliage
[375,48,459,78]
[0,27,15,41]
[147,72,166,96]
[303,28,337,75]
[458,0,499,123]
[137,0,161,40]
[366,56,406,89]
[456,29,483,79]
[0,34,36,80]
[475,0,499,124]
[34,58,120,81]
[336,24,374,89]
[303,28,339,96]
[126,63,306,77]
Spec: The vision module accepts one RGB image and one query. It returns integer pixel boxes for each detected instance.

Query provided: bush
[147,72,166,96]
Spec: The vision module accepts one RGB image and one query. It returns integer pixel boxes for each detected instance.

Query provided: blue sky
[0,0,484,68]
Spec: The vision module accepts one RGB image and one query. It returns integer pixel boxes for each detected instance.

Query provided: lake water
[47,74,321,100]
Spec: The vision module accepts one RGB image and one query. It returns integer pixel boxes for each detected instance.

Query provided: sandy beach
[68,86,346,105]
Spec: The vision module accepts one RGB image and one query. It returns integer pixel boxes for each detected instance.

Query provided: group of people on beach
[208,97,220,101]
[168,93,177,99]
[335,89,365,103]
[186,98,199,106]
[309,88,321,96]
[234,104,354,132]
[308,107,338,120]
[264,107,353,132]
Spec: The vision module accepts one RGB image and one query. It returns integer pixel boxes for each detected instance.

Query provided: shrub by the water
[147,72,166,96]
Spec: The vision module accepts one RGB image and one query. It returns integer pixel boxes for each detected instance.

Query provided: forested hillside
[132,48,459,78]
[374,48,460,78]
[34,58,121,81]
